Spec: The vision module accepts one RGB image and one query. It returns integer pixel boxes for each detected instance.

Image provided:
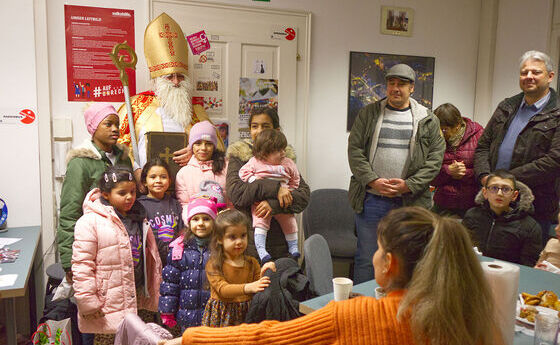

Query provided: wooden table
[0,226,41,345]
[300,256,560,345]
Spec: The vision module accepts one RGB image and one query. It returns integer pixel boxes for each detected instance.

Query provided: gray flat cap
[385,64,415,83]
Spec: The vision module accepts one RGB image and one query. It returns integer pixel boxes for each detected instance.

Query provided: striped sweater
[182,290,414,345]
[371,107,413,181]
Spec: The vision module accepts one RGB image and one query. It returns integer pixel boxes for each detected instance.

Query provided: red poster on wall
[65,5,135,102]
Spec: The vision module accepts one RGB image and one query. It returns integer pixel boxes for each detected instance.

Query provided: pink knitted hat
[186,197,218,224]
[188,121,217,149]
[83,103,118,136]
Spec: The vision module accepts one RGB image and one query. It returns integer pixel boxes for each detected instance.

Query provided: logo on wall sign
[270,26,296,41]
[20,109,36,124]
[285,28,296,40]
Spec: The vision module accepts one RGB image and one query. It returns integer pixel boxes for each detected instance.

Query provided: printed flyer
[238,78,278,138]
[192,46,224,115]
[64,5,135,102]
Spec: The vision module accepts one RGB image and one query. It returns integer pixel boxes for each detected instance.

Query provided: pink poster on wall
[186,30,210,55]
[65,5,135,102]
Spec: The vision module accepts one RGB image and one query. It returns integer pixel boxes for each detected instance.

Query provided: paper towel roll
[481,261,520,345]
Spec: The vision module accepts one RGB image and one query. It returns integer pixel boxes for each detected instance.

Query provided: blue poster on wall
[347,52,435,131]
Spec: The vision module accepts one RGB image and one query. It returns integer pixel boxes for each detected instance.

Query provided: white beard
[154,75,193,128]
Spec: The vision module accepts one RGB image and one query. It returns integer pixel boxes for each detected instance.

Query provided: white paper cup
[332,277,353,301]
[375,286,386,299]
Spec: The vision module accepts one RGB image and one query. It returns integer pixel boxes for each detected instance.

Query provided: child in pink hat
[176,121,229,223]
[159,197,217,331]
[57,103,132,282]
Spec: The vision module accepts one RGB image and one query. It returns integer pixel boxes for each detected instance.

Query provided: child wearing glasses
[463,169,542,266]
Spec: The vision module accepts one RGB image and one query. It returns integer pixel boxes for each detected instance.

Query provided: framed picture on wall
[380,6,414,37]
[347,52,435,131]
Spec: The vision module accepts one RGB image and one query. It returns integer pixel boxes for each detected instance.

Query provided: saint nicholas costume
[118,13,224,168]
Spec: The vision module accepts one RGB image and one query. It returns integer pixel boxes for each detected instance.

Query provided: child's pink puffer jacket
[72,189,162,334]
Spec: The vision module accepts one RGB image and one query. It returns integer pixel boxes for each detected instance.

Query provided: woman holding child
[226,107,310,261]
[164,206,502,345]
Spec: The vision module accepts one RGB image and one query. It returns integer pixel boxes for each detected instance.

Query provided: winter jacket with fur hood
[226,139,310,260]
[462,181,543,266]
[72,189,162,334]
[57,140,131,271]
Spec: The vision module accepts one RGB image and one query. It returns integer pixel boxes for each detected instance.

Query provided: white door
[151,1,310,173]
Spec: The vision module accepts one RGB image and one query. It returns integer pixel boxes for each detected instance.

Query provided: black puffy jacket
[462,181,543,266]
[245,258,312,323]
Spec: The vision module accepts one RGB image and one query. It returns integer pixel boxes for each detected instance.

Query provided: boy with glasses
[463,169,542,266]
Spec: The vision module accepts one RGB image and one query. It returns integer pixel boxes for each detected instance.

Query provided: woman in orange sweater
[164,206,500,345]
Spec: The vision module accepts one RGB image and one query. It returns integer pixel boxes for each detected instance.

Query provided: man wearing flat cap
[348,63,445,283]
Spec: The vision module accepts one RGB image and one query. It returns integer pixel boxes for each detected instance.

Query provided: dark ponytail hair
[98,165,134,193]
[211,149,226,175]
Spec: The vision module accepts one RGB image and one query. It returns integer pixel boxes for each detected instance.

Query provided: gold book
[146,131,187,191]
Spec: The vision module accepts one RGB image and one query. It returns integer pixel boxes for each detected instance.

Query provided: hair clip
[128,173,133,181]
[112,172,117,183]
[104,173,109,183]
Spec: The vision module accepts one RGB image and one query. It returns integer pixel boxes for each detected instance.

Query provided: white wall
[47,0,150,148]
[490,0,553,115]
[0,0,553,330]
[44,0,485,192]
[18,0,558,222]
[203,0,483,190]
[0,0,41,227]
[307,0,481,190]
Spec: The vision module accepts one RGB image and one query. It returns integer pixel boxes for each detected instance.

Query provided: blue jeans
[353,193,402,284]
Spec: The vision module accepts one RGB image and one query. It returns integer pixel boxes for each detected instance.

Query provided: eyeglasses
[486,186,514,195]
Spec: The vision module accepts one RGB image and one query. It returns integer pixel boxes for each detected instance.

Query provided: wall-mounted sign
[64,5,135,102]
[0,108,37,125]
[186,30,211,55]
[270,25,296,41]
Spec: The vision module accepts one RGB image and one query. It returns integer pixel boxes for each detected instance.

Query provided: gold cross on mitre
[159,147,174,163]
[159,24,178,56]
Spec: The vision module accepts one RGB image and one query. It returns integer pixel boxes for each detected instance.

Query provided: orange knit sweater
[182,290,415,345]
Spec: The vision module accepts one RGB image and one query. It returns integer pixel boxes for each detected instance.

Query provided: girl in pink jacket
[238,129,300,262]
[175,121,228,224]
[72,166,162,344]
